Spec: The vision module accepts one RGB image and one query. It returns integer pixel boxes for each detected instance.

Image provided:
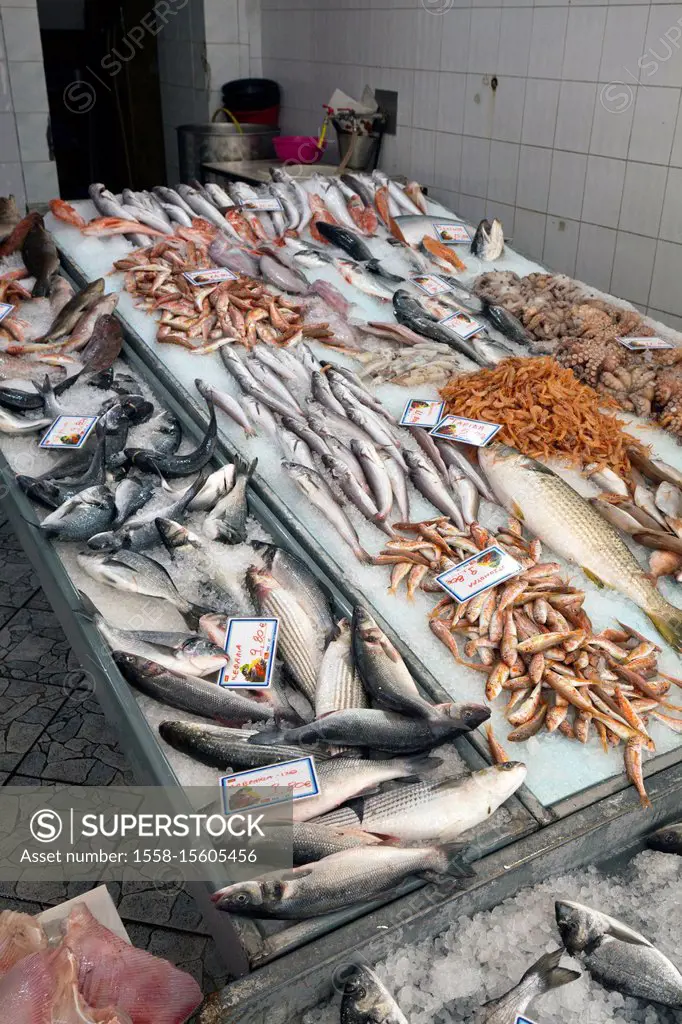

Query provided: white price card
[430,414,501,447]
[433,222,471,244]
[412,274,451,296]
[618,335,674,351]
[440,310,484,339]
[219,617,279,689]
[238,196,283,212]
[0,302,14,323]
[183,267,237,286]
[221,756,320,812]
[400,398,445,428]
[40,415,99,450]
[436,545,522,603]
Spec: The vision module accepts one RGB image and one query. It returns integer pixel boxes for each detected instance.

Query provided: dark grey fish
[158,721,320,770]
[648,822,682,855]
[22,216,59,297]
[112,476,154,527]
[147,409,182,457]
[125,396,216,478]
[341,173,375,208]
[114,653,273,723]
[79,313,123,371]
[481,300,532,346]
[556,899,682,1009]
[250,704,490,754]
[18,427,107,510]
[393,289,490,366]
[352,606,436,718]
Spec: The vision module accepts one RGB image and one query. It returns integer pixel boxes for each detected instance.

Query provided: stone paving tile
[11,692,135,785]
[0,521,41,614]
[0,676,68,773]
[0,602,86,687]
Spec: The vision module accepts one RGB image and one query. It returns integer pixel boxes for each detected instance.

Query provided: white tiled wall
[158,0,262,183]
[0,0,58,209]
[259,0,682,326]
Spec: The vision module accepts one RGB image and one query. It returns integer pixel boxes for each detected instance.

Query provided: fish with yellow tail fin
[478,443,682,652]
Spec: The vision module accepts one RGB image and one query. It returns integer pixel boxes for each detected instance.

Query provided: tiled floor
[0,513,230,1007]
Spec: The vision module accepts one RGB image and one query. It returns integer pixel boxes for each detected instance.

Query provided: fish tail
[428,842,475,881]
[522,948,581,992]
[182,601,216,632]
[647,604,682,652]
[355,546,373,565]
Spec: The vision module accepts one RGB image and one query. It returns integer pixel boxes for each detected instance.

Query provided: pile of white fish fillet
[303,849,680,1024]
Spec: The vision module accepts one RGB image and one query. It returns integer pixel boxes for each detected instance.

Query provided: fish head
[440,701,491,732]
[490,760,527,795]
[199,613,229,646]
[87,531,122,552]
[341,966,402,1024]
[213,880,268,914]
[648,823,682,854]
[245,565,278,604]
[555,899,605,953]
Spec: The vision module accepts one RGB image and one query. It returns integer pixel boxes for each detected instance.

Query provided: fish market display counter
[47,203,682,819]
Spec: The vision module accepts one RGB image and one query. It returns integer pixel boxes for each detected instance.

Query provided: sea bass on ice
[479,444,682,651]
[478,948,579,1024]
[342,966,408,1024]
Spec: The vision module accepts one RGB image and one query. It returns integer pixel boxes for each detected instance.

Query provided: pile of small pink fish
[381,515,682,809]
[0,903,202,1023]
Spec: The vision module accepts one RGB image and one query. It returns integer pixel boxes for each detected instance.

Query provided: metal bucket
[178,122,279,180]
[336,128,382,171]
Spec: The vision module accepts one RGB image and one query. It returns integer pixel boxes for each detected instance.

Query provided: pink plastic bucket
[273,135,326,164]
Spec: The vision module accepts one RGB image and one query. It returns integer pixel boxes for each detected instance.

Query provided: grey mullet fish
[315,618,367,718]
[284,462,371,563]
[158,722,325,771]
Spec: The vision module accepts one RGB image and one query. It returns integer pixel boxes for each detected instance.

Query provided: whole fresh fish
[437,441,496,502]
[404,449,465,527]
[0,371,78,413]
[251,703,490,754]
[373,171,423,216]
[328,370,396,424]
[176,184,238,238]
[321,453,389,532]
[17,431,106,510]
[556,898,682,1008]
[196,378,254,437]
[448,465,479,524]
[87,471,206,552]
[294,754,439,822]
[316,617,367,718]
[77,548,209,626]
[63,294,119,353]
[259,253,309,294]
[648,821,682,855]
[471,218,505,261]
[121,198,173,235]
[480,300,532,346]
[208,237,259,277]
[22,217,59,297]
[306,403,373,448]
[284,461,371,563]
[242,395,279,441]
[381,452,410,521]
[0,407,51,434]
[393,215,467,247]
[158,722,317,771]
[125,396,216,478]
[345,403,406,469]
[254,344,309,389]
[353,606,437,718]
[317,177,358,230]
[284,822,382,864]
[95,615,228,678]
[320,763,526,842]
[341,174,375,209]
[153,186,196,220]
[393,289,488,365]
[271,181,300,231]
[115,653,273,723]
[146,409,182,457]
[350,440,394,518]
[253,541,335,643]
[41,484,115,540]
[78,314,123,371]
[342,965,408,1024]
[408,426,448,482]
[279,427,316,470]
[204,455,255,543]
[324,435,369,494]
[188,465,237,512]
[41,279,106,343]
[480,444,682,650]
[311,369,347,417]
[112,476,154,528]
[212,840,470,918]
[478,948,580,1024]
[272,165,311,230]
[89,183,131,219]
[246,565,325,702]
[335,259,399,302]
[248,358,300,412]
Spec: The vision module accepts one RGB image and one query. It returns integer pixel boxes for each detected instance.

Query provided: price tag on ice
[436,545,522,603]
[430,414,501,447]
[439,310,483,339]
[400,398,444,428]
[183,267,236,286]
[219,617,279,689]
[515,1017,537,1024]
[433,222,471,244]
[40,415,99,450]
[238,196,283,212]
[618,335,673,351]
[220,756,320,813]
[412,274,451,296]
[0,302,14,323]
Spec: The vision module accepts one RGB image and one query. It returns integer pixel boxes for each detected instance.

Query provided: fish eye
[235,892,250,904]
[662,832,676,843]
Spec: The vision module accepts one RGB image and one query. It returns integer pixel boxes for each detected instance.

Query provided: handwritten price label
[221,757,320,812]
[400,398,445,428]
[436,545,522,603]
[220,617,279,689]
[430,414,501,447]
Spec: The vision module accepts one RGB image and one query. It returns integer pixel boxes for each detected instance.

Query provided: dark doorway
[38,0,166,198]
